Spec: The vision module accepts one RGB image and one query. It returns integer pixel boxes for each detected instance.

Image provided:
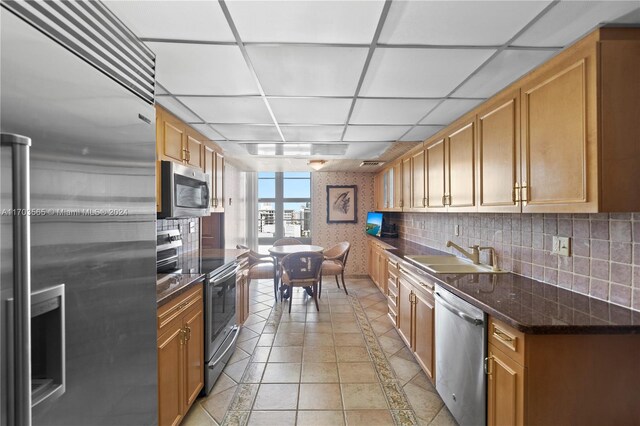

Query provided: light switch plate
[552,236,571,256]
[454,225,460,236]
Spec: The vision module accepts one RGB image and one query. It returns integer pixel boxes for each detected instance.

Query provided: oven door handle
[211,267,237,285]
[208,325,240,369]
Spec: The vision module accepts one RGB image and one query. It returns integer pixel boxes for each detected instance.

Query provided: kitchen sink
[405,254,508,274]
[405,255,461,265]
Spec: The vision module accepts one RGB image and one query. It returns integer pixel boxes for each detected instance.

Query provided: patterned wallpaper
[388,212,640,312]
[311,171,375,276]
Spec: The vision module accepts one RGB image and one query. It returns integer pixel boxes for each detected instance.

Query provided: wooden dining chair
[280,251,323,313]
[236,244,277,301]
[273,237,302,246]
[320,242,351,296]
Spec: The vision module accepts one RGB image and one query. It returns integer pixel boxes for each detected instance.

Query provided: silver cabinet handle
[434,292,484,326]
[2,133,33,425]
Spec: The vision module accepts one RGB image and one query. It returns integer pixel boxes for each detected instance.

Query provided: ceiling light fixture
[308,160,326,171]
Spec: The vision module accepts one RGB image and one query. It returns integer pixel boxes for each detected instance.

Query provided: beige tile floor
[182,277,457,426]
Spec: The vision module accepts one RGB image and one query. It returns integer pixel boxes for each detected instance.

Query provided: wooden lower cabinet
[413,290,435,379]
[236,258,250,325]
[157,325,184,426]
[487,343,525,426]
[396,266,435,381]
[487,316,640,425]
[157,284,204,426]
[367,239,388,294]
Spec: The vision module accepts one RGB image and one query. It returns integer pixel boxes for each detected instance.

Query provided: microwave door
[173,173,210,218]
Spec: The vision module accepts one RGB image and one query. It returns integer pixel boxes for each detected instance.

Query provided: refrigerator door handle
[2,133,33,426]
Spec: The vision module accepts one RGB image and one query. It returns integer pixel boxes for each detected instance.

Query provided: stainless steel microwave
[159,161,211,218]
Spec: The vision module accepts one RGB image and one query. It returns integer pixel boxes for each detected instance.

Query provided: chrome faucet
[446,241,480,264]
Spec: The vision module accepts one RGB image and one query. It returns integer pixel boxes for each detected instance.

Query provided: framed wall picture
[326,185,357,223]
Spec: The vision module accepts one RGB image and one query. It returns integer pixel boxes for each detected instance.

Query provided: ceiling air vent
[360,161,384,167]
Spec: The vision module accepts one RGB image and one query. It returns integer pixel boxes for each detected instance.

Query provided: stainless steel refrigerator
[1,2,158,425]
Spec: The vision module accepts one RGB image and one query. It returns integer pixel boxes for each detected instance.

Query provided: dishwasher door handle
[435,292,484,326]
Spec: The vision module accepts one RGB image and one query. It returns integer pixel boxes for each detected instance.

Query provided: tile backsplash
[387,212,640,312]
[157,217,200,265]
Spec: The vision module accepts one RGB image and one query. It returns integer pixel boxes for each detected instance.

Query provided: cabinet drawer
[387,308,397,326]
[488,316,525,365]
[387,286,398,311]
[387,257,400,275]
[157,284,203,335]
[387,275,398,295]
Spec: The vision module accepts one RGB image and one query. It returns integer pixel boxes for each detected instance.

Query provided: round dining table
[268,244,324,301]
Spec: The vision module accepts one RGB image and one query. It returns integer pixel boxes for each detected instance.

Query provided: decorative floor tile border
[347,294,419,426]
[221,289,419,426]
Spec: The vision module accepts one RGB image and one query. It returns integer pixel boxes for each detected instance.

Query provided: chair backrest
[236,244,272,266]
[281,252,323,284]
[324,241,351,266]
[236,244,249,250]
[273,238,302,246]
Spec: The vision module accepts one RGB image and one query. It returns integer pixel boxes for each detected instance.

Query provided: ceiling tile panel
[454,49,557,98]
[344,126,412,142]
[360,48,495,97]
[513,1,640,47]
[226,0,385,43]
[269,98,351,124]
[350,99,441,125]
[420,99,485,125]
[178,97,272,123]
[246,45,368,96]
[400,126,445,142]
[190,124,224,141]
[105,0,234,41]
[155,96,202,123]
[208,124,281,141]
[380,1,552,45]
[280,126,345,142]
[148,43,258,95]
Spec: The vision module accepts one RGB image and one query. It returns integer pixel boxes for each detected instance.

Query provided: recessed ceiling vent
[360,161,384,167]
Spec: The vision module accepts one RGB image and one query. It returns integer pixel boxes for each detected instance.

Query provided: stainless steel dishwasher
[435,285,487,426]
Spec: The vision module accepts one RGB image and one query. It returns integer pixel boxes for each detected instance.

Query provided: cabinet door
[426,139,446,209]
[214,152,224,211]
[386,168,394,209]
[478,93,520,212]
[183,307,204,410]
[397,278,413,348]
[413,290,435,380]
[411,150,425,210]
[402,157,411,211]
[487,343,525,426]
[447,121,475,209]
[157,326,184,426]
[521,57,592,212]
[393,162,403,210]
[162,118,185,163]
[186,133,203,170]
[203,145,215,207]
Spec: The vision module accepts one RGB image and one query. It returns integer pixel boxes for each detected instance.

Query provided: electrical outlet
[552,236,571,256]
[454,225,460,236]
[189,222,195,234]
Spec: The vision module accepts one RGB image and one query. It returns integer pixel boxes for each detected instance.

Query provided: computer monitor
[365,212,383,237]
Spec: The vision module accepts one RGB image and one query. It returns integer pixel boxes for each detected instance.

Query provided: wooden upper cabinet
[410,149,426,210]
[447,120,475,210]
[521,54,593,212]
[477,91,520,212]
[402,157,411,211]
[162,118,185,163]
[426,139,446,210]
[185,131,203,170]
[213,152,224,212]
[393,162,403,210]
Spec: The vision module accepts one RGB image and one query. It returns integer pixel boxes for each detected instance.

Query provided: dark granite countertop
[156,273,205,307]
[369,235,640,334]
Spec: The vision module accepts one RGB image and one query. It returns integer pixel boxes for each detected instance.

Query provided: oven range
[157,230,239,395]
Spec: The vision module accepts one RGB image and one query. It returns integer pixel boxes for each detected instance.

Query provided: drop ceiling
[106,0,640,172]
